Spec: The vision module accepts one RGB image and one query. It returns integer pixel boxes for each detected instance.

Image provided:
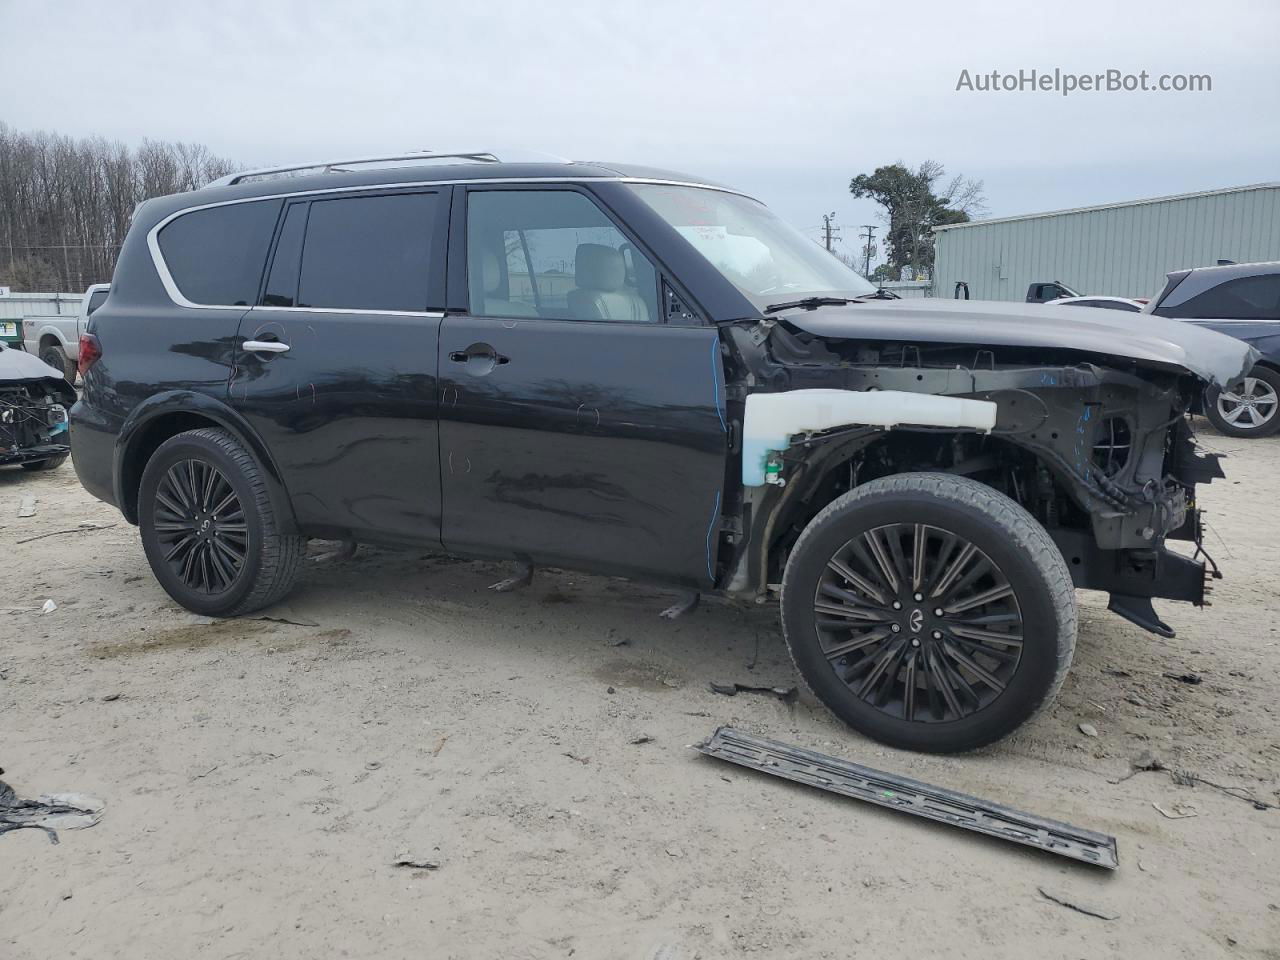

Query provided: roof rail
[204,150,502,188]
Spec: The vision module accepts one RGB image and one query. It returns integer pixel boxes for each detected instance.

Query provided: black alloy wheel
[781,473,1076,754]
[152,458,248,594]
[815,522,1023,723]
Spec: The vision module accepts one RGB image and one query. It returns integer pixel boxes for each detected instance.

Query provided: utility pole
[859,224,878,278]
[821,212,841,252]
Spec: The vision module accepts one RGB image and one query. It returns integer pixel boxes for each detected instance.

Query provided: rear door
[231,188,448,543]
[437,185,728,587]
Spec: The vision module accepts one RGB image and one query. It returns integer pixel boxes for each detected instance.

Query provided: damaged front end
[717,301,1257,638]
[0,345,75,467]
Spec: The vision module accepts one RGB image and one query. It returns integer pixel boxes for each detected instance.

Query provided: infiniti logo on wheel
[909,609,925,633]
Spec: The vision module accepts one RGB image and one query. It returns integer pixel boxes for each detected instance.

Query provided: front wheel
[1206,366,1280,438]
[138,428,304,617]
[781,473,1076,753]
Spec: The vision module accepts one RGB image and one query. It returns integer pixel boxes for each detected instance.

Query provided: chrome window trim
[146,176,755,312]
[252,305,446,318]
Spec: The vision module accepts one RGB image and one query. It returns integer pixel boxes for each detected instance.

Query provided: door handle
[449,343,509,368]
[243,339,290,354]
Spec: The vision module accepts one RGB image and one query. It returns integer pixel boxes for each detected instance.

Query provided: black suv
[1144,260,1280,438]
[71,152,1255,753]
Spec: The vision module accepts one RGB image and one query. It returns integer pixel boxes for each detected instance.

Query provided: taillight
[78,333,102,375]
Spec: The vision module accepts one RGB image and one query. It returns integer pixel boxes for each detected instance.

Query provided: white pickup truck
[22,283,109,380]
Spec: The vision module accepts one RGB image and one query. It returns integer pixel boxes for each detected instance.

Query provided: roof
[934,181,1280,232]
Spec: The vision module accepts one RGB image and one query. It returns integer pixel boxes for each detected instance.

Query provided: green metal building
[931,182,1280,302]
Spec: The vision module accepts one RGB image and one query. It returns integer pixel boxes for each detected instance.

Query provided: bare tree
[0,122,241,291]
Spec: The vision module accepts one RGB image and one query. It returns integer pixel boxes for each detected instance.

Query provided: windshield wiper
[762,296,859,314]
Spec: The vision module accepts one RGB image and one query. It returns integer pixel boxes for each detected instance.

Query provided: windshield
[627,183,875,310]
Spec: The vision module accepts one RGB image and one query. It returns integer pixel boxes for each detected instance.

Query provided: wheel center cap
[908,609,925,633]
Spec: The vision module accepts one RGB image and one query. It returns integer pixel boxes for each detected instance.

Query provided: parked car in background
[1046,295,1144,312]
[22,283,110,380]
[1144,261,1280,438]
[0,341,75,471]
[1025,281,1080,303]
[70,151,1255,753]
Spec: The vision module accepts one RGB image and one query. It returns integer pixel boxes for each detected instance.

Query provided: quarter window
[467,190,659,323]
[295,192,437,312]
[157,199,282,306]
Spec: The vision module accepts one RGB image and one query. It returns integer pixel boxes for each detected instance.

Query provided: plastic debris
[392,852,441,870]
[1038,887,1119,921]
[0,779,105,844]
[708,681,798,703]
[17,496,36,517]
[41,599,57,614]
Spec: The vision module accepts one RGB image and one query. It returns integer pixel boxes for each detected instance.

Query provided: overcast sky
[3,0,1277,262]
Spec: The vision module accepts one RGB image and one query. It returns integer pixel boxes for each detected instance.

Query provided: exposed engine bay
[716,305,1254,637]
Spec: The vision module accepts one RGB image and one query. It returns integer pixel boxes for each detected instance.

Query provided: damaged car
[1,341,74,471]
[69,153,1256,752]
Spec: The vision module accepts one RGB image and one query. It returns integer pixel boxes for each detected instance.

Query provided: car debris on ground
[0,778,105,844]
[695,726,1119,869]
[707,681,798,703]
[1037,887,1120,921]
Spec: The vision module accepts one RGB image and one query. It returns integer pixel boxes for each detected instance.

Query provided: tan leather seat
[567,244,651,322]
[477,248,538,318]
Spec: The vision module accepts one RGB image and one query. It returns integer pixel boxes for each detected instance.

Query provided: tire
[21,454,69,471]
[1205,365,1280,438]
[138,428,304,617]
[780,473,1076,754]
[40,343,76,382]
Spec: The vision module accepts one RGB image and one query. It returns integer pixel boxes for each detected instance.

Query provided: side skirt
[695,726,1119,869]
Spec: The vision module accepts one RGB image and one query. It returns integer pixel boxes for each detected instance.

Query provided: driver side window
[467,190,659,323]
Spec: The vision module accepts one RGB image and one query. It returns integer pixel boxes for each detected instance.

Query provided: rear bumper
[69,399,119,508]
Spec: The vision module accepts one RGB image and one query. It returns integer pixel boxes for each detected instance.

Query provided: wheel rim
[152,459,248,594]
[1217,377,1278,430]
[814,523,1024,724]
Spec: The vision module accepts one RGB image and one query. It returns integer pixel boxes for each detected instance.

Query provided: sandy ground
[2,423,1278,960]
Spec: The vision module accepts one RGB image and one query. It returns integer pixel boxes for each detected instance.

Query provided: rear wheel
[40,343,76,382]
[781,473,1076,753]
[1206,366,1280,438]
[138,428,304,616]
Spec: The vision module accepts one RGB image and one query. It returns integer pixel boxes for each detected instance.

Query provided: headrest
[481,248,502,294]
[574,244,626,292]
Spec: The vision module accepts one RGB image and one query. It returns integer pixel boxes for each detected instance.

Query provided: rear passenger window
[1159,274,1280,320]
[296,192,436,312]
[467,190,659,323]
[158,200,282,306]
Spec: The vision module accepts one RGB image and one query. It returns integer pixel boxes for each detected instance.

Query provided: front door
[438,186,727,587]
[232,188,448,542]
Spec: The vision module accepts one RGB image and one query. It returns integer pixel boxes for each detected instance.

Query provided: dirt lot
[2,424,1278,960]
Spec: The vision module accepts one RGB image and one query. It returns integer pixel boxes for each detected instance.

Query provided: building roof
[934,181,1280,232]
